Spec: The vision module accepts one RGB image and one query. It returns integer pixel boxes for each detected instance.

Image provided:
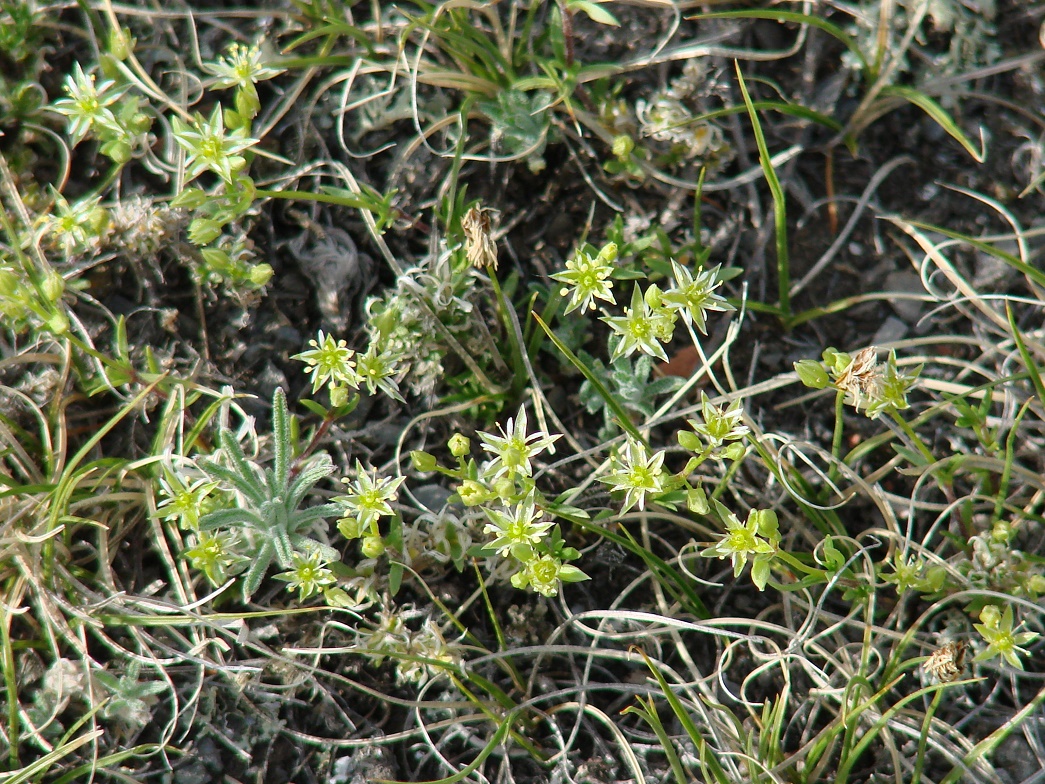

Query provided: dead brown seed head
[462,205,498,270]
[923,640,968,683]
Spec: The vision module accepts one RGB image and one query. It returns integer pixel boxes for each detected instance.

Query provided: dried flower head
[923,640,968,683]
[834,346,882,407]
[825,346,920,419]
[461,205,498,270]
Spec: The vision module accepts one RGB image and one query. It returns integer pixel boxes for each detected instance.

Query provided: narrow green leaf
[272,388,290,490]
[693,10,868,73]
[389,514,404,595]
[242,548,271,600]
[282,22,375,54]
[569,0,620,27]
[299,399,328,418]
[115,315,130,358]
[904,219,1045,290]
[695,100,843,133]
[557,507,710,618]
[622,697,689,784]
[532,313,646,445]
[1006,303,1045,407]
[376,713,516,784]
[735,63,791,321]
[639,651,731,783]
[199,460,264,506]
[879,85,984,162]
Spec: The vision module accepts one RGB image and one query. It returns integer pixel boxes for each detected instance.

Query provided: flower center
[727,528,756,553]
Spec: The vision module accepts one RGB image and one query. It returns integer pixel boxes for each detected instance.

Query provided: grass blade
[532,312,646,445]
[879,85,984,162]
[735,63,791,322]
[692,10,868,73]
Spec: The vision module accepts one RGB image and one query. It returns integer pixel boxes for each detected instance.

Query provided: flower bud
[979,604,1002,628]
[337,516,364,540]
[88,206,109,236]
[360,536,386,558]
[794,359,829,389]
[722,442,746,462]
[102,139,133,166]
[46,309,69,335]
[200,247,231,274]
[188,218,224,246]
[597,241,618,263]
[456,480,489,506]
[492,476,515,501]
[0,269,20,298]
[171,187,209,210]
[411,451,438,472]
[448,433,470,457]
[41,271,65,303]
[234,85,261,121]
[611,135,634,161]
[323,587,354,608]
[370,305,397,339]
[108,27,136,61]
[677,429,701,452]
[686,486,709,515]
[990,521,1011,544]
[248,263,273,287]
[329,384,349,409]
[751,509,779,540]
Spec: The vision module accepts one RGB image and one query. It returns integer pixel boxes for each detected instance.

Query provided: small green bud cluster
[200,43,284,126]
[0,258,69,336]
[412,406,588,598]
[633,60,731,167]
[700,504,781,591]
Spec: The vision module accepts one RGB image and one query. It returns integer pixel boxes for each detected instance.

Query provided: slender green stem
[1,604,19,768]
[829,390,846,487]
[443,95,476,234]
[914,688,943,782]
[450,674,546,761]
[255,188,376,207]
[487,272,527,400]
[775,549,825,578]
[942,680,1045,784]
[711,451,742,501]
[692,167,706,255]
[994,399,1032,524]
[889,409,934,464]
